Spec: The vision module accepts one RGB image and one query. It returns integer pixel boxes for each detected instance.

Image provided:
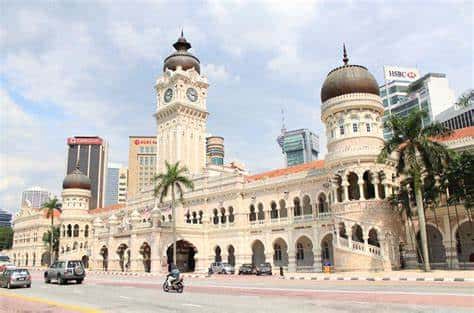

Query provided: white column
[358,183,365,200]
[343,183,349,202]
[373,178,380,199]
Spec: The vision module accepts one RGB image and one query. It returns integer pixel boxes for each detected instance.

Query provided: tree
[42,197,62,265]
[42,226,60,262]
[455,89,474,108]
[153,161,194,267]
[0,226,13,251]
[378,110,451,271]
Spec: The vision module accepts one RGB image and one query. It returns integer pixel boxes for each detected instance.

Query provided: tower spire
[343,43,349,65]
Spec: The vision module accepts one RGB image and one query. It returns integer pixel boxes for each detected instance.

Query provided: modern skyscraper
[105,163,128,206]
[66,136,108,209]
[128,136,157,199]
[277,129,319,167]
[0,209,12,227]
[380,67,455,139]
[21,186,51,208]
[436,102,473,131]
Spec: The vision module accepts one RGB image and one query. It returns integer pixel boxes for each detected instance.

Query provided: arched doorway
[302,195,312,215]
[227,245,235,266]
[116,243,129,272]
[166,240,197,272]
[100,245,108,271]
[352,224,364,243]
[348,172,360,200]
[368,228,380,247]
[363,171,375,199]
[273,238,288,267]
[295,236,314,270]
[455,221,474,263]
[214,246,222,262]
[321,233,334,268]
[251,240,265,266]
[81,255,89,268]
[416,225,447,265]
[318,193,328,213]
[140,242,151,272]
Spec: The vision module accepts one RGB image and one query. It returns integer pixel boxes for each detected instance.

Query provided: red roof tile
[435,126,474,142]
[246,160,325,182]
[90,203,125,214]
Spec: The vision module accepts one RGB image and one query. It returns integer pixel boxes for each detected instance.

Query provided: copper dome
[321,46,379,103]
[163,32,200,74]
[63,166,91,190]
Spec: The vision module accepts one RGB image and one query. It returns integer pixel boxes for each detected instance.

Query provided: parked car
[1,268,31,289]
[238,263,254,275]
[0,255,11,269]
[44,260,85,285]
[220,262,235,274]
[255,263,272,275]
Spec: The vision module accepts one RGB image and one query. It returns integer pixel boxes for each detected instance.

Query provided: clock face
[186,88,198,102]
[164,88,173,103]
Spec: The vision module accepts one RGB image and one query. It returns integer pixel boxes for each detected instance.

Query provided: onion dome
[321,44,379,103]
[62,164,91,190]
[163,31,200,74]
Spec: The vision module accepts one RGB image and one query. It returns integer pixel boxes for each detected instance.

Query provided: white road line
[200,284,474,297]
[182,303,202,308]
[119,296,131,300]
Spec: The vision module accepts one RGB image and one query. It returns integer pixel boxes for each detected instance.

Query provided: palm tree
[42,197,62,265]
[378,110,451,271]
[153,161,194,266]
[455,89,473,108]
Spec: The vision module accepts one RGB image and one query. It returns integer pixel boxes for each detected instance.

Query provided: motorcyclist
[167,263,180,288]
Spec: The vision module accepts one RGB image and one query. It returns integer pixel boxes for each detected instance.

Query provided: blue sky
[1,0,472,213]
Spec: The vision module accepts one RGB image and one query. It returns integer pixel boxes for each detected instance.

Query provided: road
[0,272,473,313]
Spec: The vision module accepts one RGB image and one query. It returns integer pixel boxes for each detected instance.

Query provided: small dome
[62,166,91,190]
[321,45,379,103]
[163,31,200,74]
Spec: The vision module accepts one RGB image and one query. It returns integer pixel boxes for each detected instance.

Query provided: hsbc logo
[388,70,417,79]
[134,139,157,145]
[385,67,419,82]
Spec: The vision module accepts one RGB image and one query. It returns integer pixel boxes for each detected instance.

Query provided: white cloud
[202,63,240,83]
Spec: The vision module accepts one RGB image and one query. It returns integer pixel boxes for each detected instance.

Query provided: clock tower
[154,33,209,176]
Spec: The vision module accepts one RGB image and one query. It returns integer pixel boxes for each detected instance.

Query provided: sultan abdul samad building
[8,34,474,273]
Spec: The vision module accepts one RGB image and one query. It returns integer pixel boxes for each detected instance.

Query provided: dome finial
[181,28,184,38]
[173,30,191,51]
[343,43,349,65]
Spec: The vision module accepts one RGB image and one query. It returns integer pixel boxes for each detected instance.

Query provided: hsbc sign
[134,139,157,145]
[384,66,420,82]
[67,137,103,145]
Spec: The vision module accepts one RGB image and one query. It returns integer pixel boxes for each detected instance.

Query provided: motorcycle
[163,276,184,293]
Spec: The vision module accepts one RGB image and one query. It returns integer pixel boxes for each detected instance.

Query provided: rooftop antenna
[281,108,287,134]
[343,43,349,65]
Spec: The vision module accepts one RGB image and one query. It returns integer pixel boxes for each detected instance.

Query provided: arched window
[161,215,165,223]
[73,224,79,237]
[249,205,256,222]
[302,195,312,215]
[185,211,191,224]
[270,201,278,219]
[62,225,66,237]
[293,197,301,216]
[352,224,364,243]
[296,243,304,260]
[368,228,380,247]
[348,172,360,200]
[228,206,234,223]
[363,171,375,199]
[168,214,172,222]
[84,225,89,238]
[318,194,328,213]
[257,203,265,220]
[213,209,219,224]
[220,207,226,224]
[67,224,72,237]
[198,211,203,224]
[274,244,282,261]
[339,222,348,239]
[192,211,198,224]
[73,242,78,250]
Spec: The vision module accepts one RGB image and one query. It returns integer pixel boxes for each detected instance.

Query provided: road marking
[0,290,102,313]
[200,284,474,297]
[119,296,131,300]
[182,303,202,308]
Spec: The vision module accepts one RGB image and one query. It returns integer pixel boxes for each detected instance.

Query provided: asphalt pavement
[0,272,473,313]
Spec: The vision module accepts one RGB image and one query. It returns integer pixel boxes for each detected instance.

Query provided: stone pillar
[363,234,369,253]
[130,233,140,272]
[347,222,353,248]
[342,182,349,202]
[444,240,459,269]
[287,251,296,273]
[151,207,161,228]
[373,178,380,199]
[265,251,273,266]
[312,248,322,272]
[358,183,365,200]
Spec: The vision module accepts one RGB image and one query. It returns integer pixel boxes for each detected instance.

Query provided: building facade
[105,163,127,206]
[277,129,319,167]
[127,136,157,199]
[437,103,474,131]
[66,136,108,209]
[206,136,224,166]
[6,37,474,273]
[21,186,51,208]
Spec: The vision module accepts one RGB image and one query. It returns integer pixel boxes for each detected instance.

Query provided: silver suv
[44,260,85,285]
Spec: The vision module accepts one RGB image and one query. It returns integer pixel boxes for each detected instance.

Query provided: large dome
[163,32,200,74]
[321,46,379,103]
[63,166,91,190]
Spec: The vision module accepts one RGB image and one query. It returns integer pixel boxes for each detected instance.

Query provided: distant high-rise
[105,163,128,206]
[0,209,12,227]
[380,66,455,139]
[21,186,51,208]
[66,136,108,209]
[277,129,319,167]
[128,136,157,199]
